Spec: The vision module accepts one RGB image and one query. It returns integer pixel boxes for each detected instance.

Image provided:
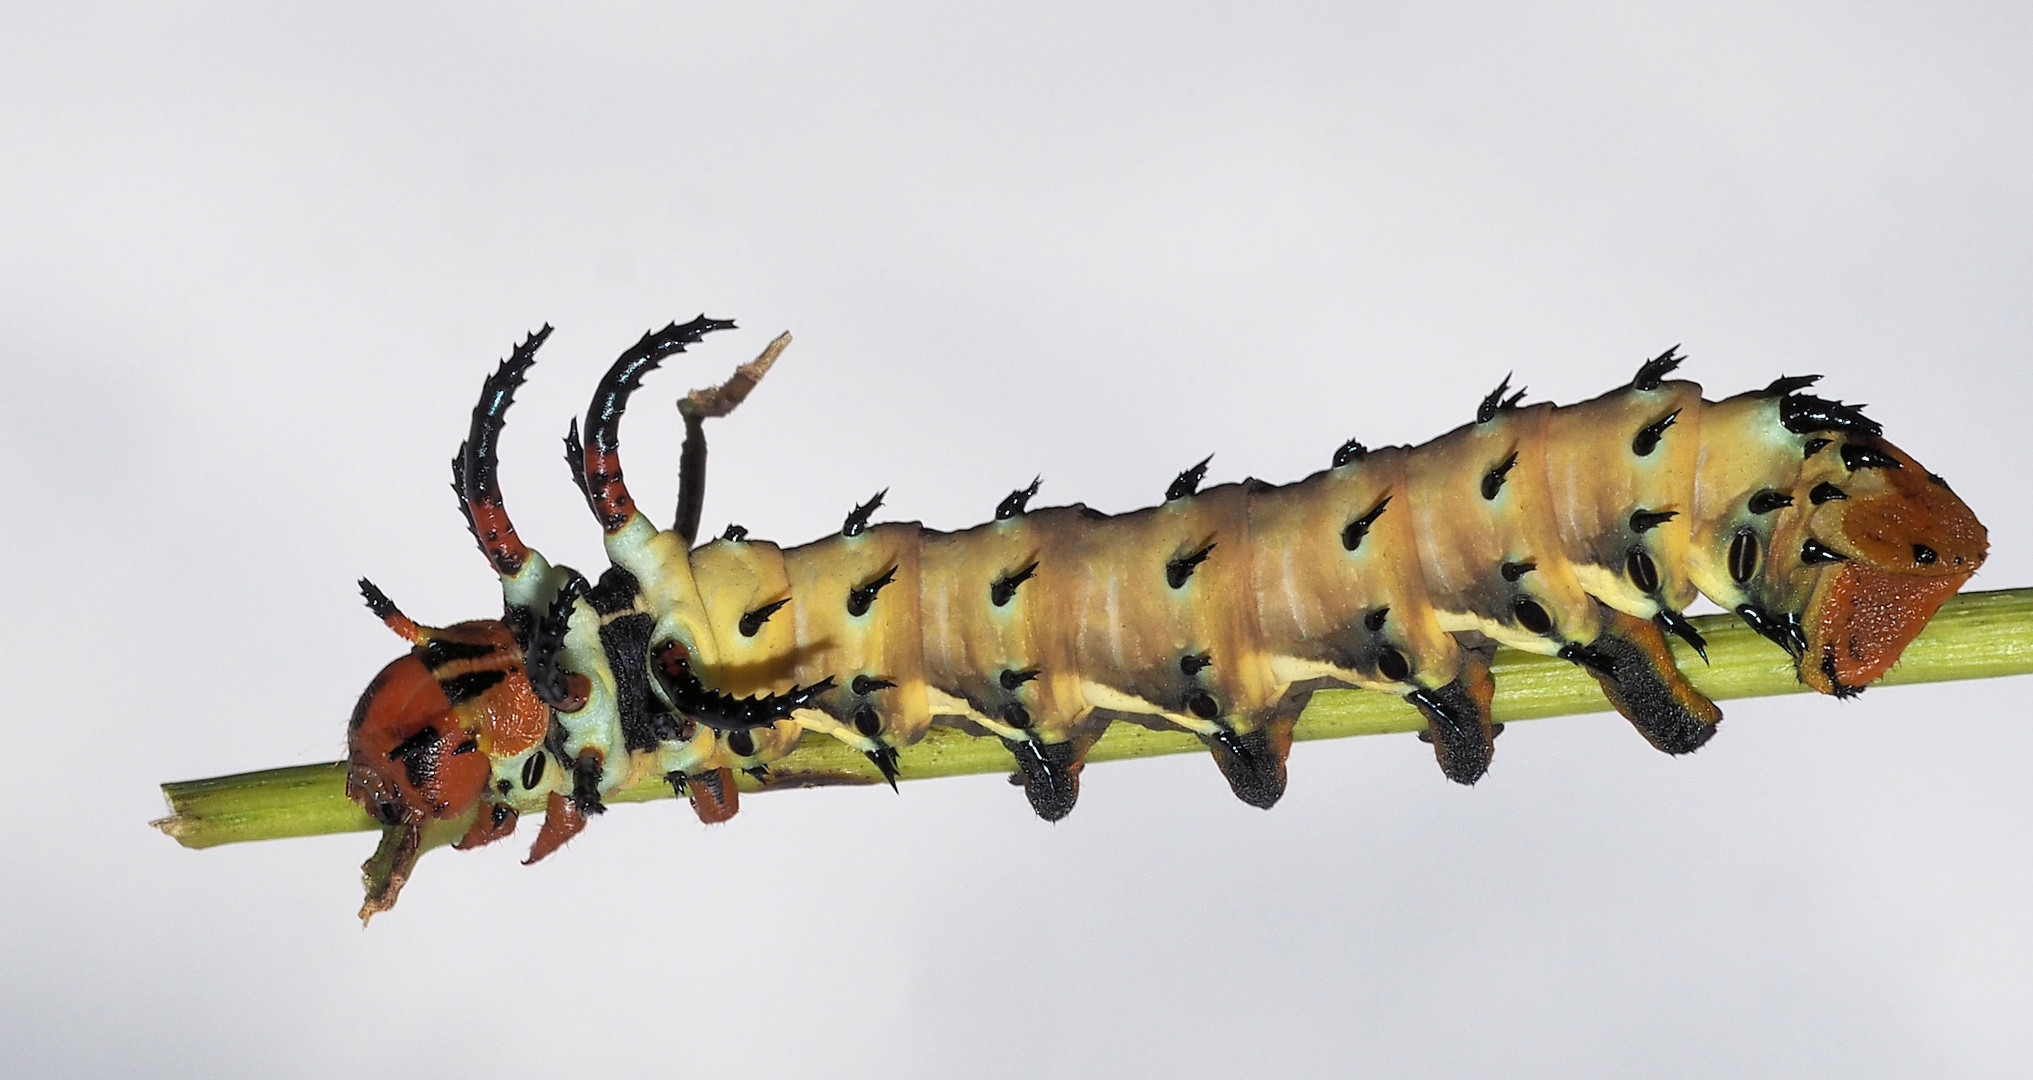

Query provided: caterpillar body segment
[344,325,1987,918]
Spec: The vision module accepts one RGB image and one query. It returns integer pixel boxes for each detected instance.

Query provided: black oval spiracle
[520,752,546,790]
[1001,702,1032,729]
[1182,688,1221,721]
[1729,528,1760,585]
[1376,646,1410,682]
[1625,548,1660,594]
[726,729,756,757]
[852,704,882,736]
[1512,596,1554,635]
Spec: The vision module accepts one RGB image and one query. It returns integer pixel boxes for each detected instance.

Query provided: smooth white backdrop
[3,4,2029,1077]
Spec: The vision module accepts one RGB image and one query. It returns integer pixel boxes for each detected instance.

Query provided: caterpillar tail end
[1800,562,1976,696]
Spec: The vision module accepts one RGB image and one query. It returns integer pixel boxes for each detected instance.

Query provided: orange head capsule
[344,605,549,829]
[345,653,493,827]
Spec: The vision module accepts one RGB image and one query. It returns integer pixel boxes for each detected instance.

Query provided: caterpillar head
[345,654,493,829]
[1794,438,1986,694]
[345,620,543,829]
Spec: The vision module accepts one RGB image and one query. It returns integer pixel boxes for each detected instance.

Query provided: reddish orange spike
[457,328,552,577]
[524,792,589,864]
[358,578,424,643]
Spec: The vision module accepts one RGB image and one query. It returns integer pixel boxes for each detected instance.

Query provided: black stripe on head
[386,726,441,791]
[419,637,497,670]
[439,669,507,705]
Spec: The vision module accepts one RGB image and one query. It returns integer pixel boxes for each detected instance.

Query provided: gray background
[3,3,2029,1077]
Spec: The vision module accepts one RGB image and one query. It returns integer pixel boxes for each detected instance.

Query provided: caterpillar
[345,317,1988,918]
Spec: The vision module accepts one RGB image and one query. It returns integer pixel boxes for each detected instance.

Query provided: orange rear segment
[1800,439,1987,695]
[1806,563,1972,693]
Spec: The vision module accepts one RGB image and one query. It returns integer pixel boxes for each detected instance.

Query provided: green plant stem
[155,587,2033,850]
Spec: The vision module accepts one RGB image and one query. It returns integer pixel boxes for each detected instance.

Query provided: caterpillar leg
[1405,646,1498,785]
[456,803,519,850]
[524,792,589,863]
[679,767,742,824]
[1583,607,1721,754]
[1203,715,1297,810]
[1004,733,1101,821]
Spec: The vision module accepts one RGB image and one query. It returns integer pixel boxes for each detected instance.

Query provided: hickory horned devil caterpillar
[346,317,1988,918]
